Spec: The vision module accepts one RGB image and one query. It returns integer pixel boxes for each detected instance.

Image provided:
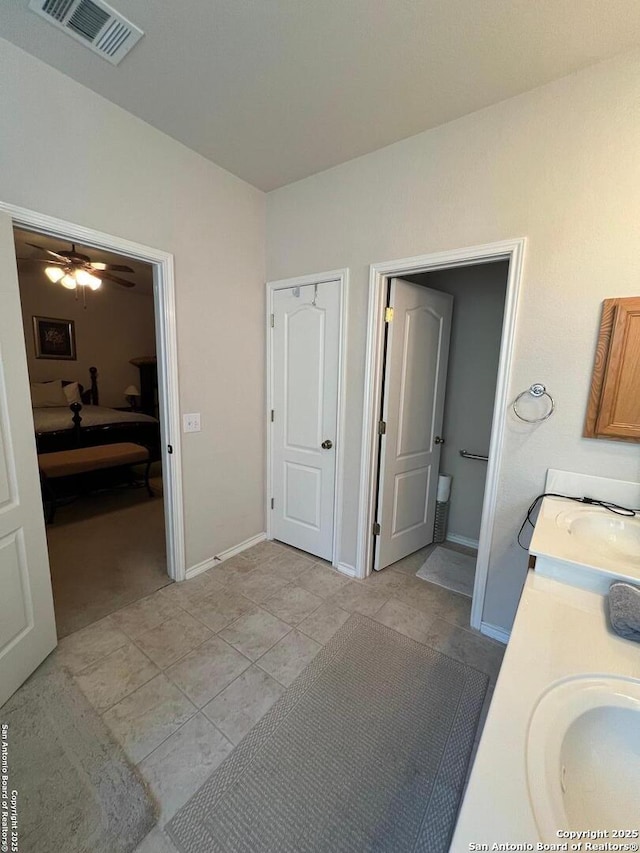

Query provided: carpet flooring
[46,474,170,637]
[167,614,488,853]
[1,664,157,853]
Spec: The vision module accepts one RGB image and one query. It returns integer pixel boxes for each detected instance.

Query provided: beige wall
[1,39,266,571]
[18,264,156,408]
[267,49,640,631]
[407,263,508,546]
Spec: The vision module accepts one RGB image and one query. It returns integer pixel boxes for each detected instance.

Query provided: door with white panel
[0,214,57,706]
[270,281,340,561]
[375,278,453,570]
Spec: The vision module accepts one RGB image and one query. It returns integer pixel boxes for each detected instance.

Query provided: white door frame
[266,269,349,571]
[0,200,186,581]
[358,239,526,631]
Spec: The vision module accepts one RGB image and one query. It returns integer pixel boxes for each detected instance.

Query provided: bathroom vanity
[451,470,640,850]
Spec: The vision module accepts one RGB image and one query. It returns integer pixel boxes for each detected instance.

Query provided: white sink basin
[526,676,640,838]
[556,509,640,561]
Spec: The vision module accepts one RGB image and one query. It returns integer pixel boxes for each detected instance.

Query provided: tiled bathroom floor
[50,539,504,852]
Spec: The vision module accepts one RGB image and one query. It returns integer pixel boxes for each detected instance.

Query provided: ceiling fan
[20,242,136,290]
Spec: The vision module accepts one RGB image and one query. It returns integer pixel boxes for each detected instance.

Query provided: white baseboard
[185,532,267,580]
[335,562,357,578]
[446,533,480,550]
[480,621,510,645]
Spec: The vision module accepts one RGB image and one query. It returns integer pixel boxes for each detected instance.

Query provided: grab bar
[459,449,489,462]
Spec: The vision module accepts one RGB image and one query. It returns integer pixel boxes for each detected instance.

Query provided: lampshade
[60,274,77,290]
[75,269,102,290]
[124,385,140,397]
[45,266,64,283]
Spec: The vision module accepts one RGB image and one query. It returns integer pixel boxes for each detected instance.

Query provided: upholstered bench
[38,442,152,522]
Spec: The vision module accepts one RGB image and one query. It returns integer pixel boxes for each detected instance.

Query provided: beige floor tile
[202,665,284,745]
[263,551,315,583]
[357,567,416,595]
[110,590,176,639]
[392,578,472,628]
[373,598,436,645]
[135,827,179,853]
[297,602,351,644]
[296,565,352,598]
[103,674,197,763]
[257,630,321,686]
[390,546,435,575]
[238,540,284,567]
[207,555,256,585]
[326,582,389,617]
[428,620,505,680]
[184,588,256,633]
[138,713,233,823]
[158,571,224,608]
[219,608,292,661]
[74,642,159,713]
[133,610,212,669]
[55,616,129,674]
[227,569,290,604]
[263,584,323,625]
[165,636,251,707]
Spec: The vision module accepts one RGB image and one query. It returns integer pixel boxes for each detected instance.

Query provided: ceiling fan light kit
[24,241,136,291]
[45,264,101,290]
[44,266,64,283]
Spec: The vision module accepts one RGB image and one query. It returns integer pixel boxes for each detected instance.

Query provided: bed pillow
[30,380,67,408]
[62,382,82,404]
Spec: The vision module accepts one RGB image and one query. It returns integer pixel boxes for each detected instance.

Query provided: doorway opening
[7,211,184,640]
[359,240,524,637]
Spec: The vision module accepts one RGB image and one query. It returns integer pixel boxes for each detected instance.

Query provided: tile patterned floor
[50,539,505,852]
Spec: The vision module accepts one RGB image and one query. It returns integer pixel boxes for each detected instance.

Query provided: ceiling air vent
[28,0,144,65]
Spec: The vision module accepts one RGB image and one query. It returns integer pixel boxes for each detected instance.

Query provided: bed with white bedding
[32,371,161,459]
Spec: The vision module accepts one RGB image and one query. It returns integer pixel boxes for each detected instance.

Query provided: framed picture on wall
[33,316,77,360]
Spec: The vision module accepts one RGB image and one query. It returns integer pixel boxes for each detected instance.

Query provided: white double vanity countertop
[451,471,640,850]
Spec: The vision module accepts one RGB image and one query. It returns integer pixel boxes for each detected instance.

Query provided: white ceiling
[3,0,640,191]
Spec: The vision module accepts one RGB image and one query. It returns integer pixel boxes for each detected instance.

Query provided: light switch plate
[183,413,201,433]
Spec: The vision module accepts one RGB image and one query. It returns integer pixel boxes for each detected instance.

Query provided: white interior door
[375,278,453,570]
[270,281,340,561]
[0,214,57,706]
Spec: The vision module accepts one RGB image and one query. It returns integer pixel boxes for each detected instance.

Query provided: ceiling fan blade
[16,258,65,264]
[99,271,135,288]
[25,242,69,262]
[90,262,135,273]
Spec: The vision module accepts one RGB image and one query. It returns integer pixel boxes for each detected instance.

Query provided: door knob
[434,436,445,445]
[321,439,333,450]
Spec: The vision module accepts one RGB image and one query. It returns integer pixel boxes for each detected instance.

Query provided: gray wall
[408,262,508,545]
[1,40,266,571]
[267,49,640,633]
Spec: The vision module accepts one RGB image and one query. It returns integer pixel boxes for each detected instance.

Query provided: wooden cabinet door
[595,297,640,439]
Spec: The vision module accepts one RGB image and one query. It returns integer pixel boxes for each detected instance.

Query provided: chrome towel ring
[513,383,555,423]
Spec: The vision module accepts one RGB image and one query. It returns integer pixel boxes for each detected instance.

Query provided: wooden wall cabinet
[585,296,640,441]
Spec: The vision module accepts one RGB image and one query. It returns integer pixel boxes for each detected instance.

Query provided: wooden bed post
[89,366,99,405]
[70,402,83,446]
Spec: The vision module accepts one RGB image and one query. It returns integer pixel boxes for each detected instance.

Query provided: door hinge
[372,522,381,536]
[378,420,386,435]
[384,306,394,323]
[271,498,274,509]
[270,409,274,422]
[270,313,274,328]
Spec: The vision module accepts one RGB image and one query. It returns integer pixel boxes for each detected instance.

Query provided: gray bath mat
[417,546,476,597]
[1,665,156,852]
[167,615,488,853]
